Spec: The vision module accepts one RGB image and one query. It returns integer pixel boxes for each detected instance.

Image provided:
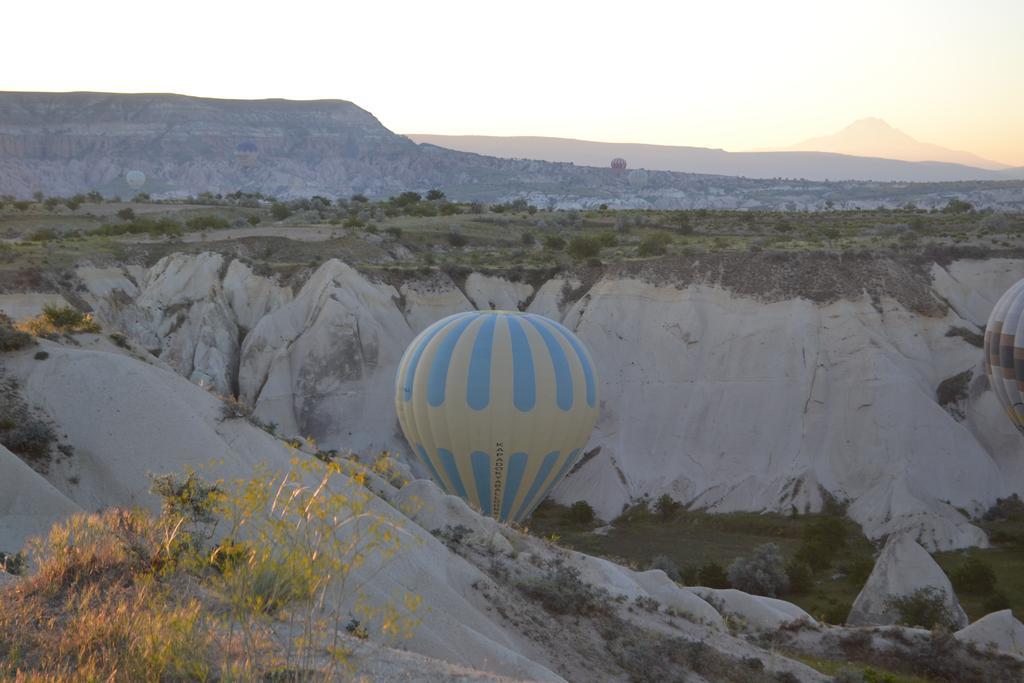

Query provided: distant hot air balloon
[627,169,649,188]
[235,141,258,166]
[985,279,1024,434]
[610,158,627,172]
[395,311,599,523]
[125,170,146,189]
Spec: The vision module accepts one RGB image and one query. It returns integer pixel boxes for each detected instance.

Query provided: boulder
[847,534,968,628]
[954,609,1024,656]
[393,479,514,556]
[690,587,813,631]
[0,444,81,553]
[464,274,532,312]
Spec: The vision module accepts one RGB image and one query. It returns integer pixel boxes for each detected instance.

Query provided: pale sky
[4,0,1023,165]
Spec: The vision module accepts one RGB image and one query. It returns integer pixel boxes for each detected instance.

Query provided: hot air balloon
[985,279,1024,433]
[395,311,599,523]
[627,169,649,188]
[235,141,258,166]
[125,170,146,189]
[610,158,627,172]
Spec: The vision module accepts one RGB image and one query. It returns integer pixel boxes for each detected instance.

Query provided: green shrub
[0,314,33,351]
[185,215,230,231]
[950,555,997,595]
[95,217,182,237]
[937,370,971,407]
[983,590,1011,613]
[886,587,956,630]
[2,418,55,460]
[652,494,682,520]
[697,562,729,588]
[942,199,974,214]
[447,231,468,247]
[117,207,135,221]
[794,516,847,571]
[567,236,601,260]
[270,203,292,220]
[946,326,984,348]
[565,500,595,525]
[726,543,789,597]
[0,551,24,575]
[519,561,611,615]
[149,470,221,532]
[543,235,566,251]
[27,228,58,242]
[647,554,680,582]
[636,232,671,257]
[19,304,102,337]
[785,559,813,594]
[521,231,535,246]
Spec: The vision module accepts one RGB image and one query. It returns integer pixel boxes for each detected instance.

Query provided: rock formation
[2,92,1023,210]
[847,534,968,628]
[65,251,1024,553]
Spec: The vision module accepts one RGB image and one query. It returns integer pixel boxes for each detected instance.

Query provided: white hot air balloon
[395,311,599,522]
[126,170,146,190]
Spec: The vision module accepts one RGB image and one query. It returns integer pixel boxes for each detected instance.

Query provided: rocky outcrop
[955,610,1024,656]
[74,252,1024,552]
[3,92,1023,210]
[0,444,80,553]
[690,588,814,631]
[0,335,828,682]
[847,534,968,628]
[78,254,289,396]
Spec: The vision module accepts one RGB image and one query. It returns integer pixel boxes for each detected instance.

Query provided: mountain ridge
[2,91,1024,210]
[408,132,1024,182]
[784,117,1009,170]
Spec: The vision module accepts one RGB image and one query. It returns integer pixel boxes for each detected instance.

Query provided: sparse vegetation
[565,500,596,525]
[936,369,971,415]
[636,231,671,257]
[886,587,957,630]
[96,217,183,237]
[946,326,984,348]
[17,303,101,338]
[646,553,680,581]
[0,314,33,351]
[727,543,789,597]
[518,560,611,616]
[529,500,875,619]
[0,460,421,680]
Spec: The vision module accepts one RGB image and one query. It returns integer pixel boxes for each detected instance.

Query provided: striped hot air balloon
[985,279,1024,434]
[395,311,599,523]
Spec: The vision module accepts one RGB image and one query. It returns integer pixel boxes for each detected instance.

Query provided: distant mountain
[1,92,1023,211]
[784,118,1008,170]
[407,133,1023,183]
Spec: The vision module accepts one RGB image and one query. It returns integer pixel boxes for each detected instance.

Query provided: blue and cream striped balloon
[395,311,600,523]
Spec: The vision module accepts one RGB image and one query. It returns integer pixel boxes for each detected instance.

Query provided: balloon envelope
[235,141,258,166]
[627,169,649,188]
[610,158,627,171]
[985,278,1024,434]
[395,311,599,522]
[126,170,146,189]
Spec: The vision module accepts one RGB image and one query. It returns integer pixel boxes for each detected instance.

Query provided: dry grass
[0,509,215,681]
[0,459,421,682]
[17,304,101,338]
